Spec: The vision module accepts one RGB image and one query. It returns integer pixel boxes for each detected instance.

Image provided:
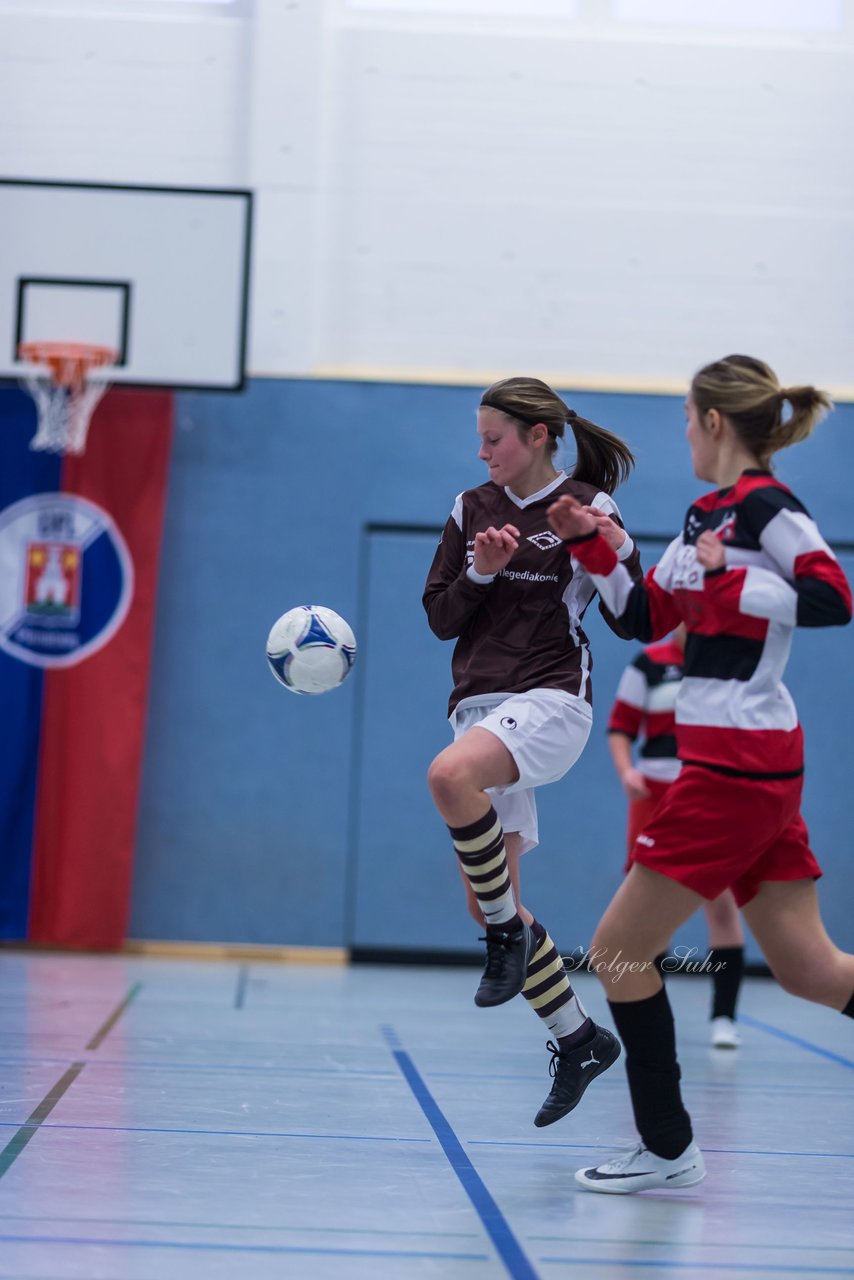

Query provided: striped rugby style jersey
[423,471,642,718]
[607,640,684,782]
[569,470,852,777]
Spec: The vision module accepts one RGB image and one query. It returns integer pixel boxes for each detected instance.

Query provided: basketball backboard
[0,178,252,390]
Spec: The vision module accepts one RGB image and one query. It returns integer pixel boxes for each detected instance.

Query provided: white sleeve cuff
[466,566,497,584]
[740,566,798,625]
[616,534,635,562]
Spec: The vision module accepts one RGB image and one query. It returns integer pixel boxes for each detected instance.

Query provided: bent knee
[771,967,814,1000]
[427,753,458,806]
[427,751,478,807]
[768,957,835,1002]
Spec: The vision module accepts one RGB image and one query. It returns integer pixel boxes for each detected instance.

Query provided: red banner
[27,390,173,948]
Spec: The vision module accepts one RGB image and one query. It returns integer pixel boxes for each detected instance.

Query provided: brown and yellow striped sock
[523,920,592,1045]
[449,806,519,927]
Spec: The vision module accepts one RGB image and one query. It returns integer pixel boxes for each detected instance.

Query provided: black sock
[608,987,693,1161]
[709,946,744,1020]
[842,991,854,1019]
[557,1021,595,1052]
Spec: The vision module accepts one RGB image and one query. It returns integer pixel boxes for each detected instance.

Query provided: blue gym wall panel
[127,379,854,954]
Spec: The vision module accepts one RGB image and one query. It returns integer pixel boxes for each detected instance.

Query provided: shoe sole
[574,1164,706,1195]
[474,986,525,1008]
[533,1033,622,1127]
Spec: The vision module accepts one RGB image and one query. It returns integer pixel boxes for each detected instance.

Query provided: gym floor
[0,949,852,1279]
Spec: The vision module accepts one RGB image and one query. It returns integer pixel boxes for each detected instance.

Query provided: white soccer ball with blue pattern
[266,605,356,695]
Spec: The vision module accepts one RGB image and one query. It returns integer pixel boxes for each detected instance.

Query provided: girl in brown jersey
[423,376,639,1127]
[548,354,854,1193]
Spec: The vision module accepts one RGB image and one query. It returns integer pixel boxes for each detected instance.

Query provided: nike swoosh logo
[587,1162,697,1182]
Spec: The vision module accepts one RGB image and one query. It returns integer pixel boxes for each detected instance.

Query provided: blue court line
[425,1069,849,1095]
[0,1055,401,1079]
[0,1234,487,1261]
[0,1064,86,1179]
[234,965,249,1010]
[85,984,143,1051]
[538,1259,854,1275]
[388,1040,539,1280]
[0,1120,430,1143]
[468,1139,854,1159]
[0,1212,479,1239]
[532,1235,854,1255]
[0,1117,848,1162]
[737,1014,854,1069]
[0,984,146,1178]
[1,1053,852,1096]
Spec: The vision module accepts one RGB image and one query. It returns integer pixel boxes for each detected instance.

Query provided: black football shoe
[534,1026,621,1127]
[473,922,537,1007]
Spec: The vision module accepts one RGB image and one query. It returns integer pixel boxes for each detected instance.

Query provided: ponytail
[772,385,833,455]
[692,356,832,468]
[566,409,635,495]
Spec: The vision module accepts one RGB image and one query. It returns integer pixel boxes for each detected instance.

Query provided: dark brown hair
[691,355,832,468]
[480,376,634,494]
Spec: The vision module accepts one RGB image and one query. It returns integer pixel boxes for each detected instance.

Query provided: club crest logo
[0,493,133,669]
[713,510,737,541]
[25,541,81,624]
[527,531,563,551]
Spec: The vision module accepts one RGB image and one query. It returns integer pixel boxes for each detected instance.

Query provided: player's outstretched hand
[581,506,627,552]
[696,530,726,572]
[547,494,597,542]
[472,524,520,575]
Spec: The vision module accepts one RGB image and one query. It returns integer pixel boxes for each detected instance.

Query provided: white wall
[0,2,251,186]
[1,0,852,393]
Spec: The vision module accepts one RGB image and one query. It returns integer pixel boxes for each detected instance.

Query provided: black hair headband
[480,396,576,428]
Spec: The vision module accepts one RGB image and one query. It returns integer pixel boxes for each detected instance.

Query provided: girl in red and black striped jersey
[547,354,853,1194]
[607,624,745,1049]
[424,376,641,1127]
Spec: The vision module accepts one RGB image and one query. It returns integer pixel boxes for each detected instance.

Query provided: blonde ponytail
[692,355,832,468]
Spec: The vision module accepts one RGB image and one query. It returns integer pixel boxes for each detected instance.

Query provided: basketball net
[17,342,117,455]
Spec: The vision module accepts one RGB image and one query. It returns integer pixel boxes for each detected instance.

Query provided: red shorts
[625,778,673,872]
[630,765,822,907]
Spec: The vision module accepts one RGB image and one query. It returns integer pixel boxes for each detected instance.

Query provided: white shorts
[451,688,592,855]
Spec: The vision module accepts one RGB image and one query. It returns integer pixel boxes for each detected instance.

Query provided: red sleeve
[569,530,682,642]
[608,699,644,738]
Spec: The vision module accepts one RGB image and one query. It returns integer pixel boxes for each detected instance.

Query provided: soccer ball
[266,605,356,695]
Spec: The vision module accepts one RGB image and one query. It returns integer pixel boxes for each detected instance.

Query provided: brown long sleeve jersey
[423,474,643,719]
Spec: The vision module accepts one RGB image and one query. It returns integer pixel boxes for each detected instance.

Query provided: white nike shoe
[574,1141,706,1194]
[711,1016,741,1049]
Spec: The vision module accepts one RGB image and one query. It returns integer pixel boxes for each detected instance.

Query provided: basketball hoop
[17,341,118,455]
